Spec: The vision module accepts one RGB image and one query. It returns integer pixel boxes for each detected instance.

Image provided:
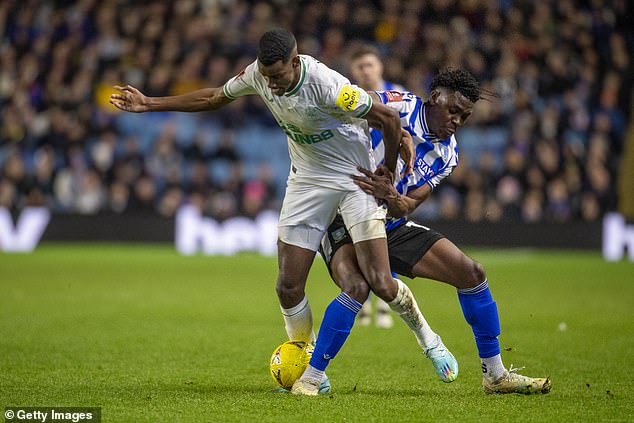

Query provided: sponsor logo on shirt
[336,85,361,111]
[280,122,334,144]
[415,157,435,179]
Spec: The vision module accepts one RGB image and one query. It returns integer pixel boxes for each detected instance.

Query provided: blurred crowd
[0,0,631,222]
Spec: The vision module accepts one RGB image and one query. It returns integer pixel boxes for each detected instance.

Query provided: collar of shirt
[420,103,437,140]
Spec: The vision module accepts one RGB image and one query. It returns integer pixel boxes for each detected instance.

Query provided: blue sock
[309,292,361,371]
[457,280,501,358]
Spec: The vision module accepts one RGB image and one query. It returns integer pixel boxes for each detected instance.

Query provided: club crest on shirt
[440,145,450,162]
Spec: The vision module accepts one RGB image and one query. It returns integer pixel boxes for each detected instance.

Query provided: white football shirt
[223,55,376,190]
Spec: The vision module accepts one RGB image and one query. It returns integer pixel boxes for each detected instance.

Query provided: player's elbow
[207,88,227,110]
[207,94,221,110]
[372,107,399,131]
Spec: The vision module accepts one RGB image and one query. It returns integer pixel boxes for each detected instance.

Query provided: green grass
[1,244,633,422]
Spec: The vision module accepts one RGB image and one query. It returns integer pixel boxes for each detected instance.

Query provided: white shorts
[278,176,386,251]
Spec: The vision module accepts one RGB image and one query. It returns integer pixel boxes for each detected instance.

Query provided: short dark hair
[350,44,381,62]
[430,68,480,103]
[257,28,297,66]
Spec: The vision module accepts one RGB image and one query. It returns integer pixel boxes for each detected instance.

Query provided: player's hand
[352,165,397,201]
[109,85,150,112]
[373,163,396,184]
[399,129,415,178]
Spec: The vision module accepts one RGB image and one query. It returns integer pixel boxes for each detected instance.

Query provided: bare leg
[352,237,440,349]
[352,237,397,301]
[410,238,506,381]
[329,243,371,303]
[330,246,392,328]
[276,240,316,343]
[411,238,485,289]
[327,237,456,381]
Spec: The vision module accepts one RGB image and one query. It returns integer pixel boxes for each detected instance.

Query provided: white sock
[481,354,506,381]
[388,279,438,349]
[300,364,324,383]
[280,296,316,344]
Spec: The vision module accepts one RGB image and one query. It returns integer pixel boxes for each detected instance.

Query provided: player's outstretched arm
[109,85,233,113]
[364,92,402,180]
[352,167,431,218]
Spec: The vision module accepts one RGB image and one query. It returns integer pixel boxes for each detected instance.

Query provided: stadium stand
[0,0,631,223]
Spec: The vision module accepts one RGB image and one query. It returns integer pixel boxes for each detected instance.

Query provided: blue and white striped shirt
[369,81,404,150]
[372,90,459,230]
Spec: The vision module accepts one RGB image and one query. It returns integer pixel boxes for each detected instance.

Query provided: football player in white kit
[110,28,437,396]
[320,68,551,395]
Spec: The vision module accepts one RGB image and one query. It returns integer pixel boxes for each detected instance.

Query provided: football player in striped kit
[313,68,551,395]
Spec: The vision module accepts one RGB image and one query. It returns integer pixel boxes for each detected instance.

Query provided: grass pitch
[1,244,633,422]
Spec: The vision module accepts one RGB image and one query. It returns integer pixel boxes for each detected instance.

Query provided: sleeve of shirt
[375,90,389,104]
[374,89,412,115]
[426,165,456,190]
[222,61,258,99]
[374,90,407,105]
[329,83,373,118]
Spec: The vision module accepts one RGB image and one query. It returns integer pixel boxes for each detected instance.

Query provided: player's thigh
[411,237,485,289]
[386,220,444,279]
[278,240,316,286]
[352,237,397,301]
[319,214,370,303]
[331,244,370,303]
[338,187,387,240]
[337,188,395,299]
[278,179,342,252]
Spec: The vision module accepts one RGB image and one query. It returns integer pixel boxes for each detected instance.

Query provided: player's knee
[332,262,370,303]
[343,282,370,304]
[367,273,397,302]
[464,259,486,287]
[472,260,486,284]
[275,276,304,304]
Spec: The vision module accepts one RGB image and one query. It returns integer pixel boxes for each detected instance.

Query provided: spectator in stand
[0,0,630,222]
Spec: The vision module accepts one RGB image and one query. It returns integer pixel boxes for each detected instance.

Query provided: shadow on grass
[130,380,440,399]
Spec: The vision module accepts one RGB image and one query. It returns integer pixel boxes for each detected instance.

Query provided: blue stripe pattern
[371,91,459,230]
[458,280,489,295]
[370,128,383,149]
[335,292,362,313]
